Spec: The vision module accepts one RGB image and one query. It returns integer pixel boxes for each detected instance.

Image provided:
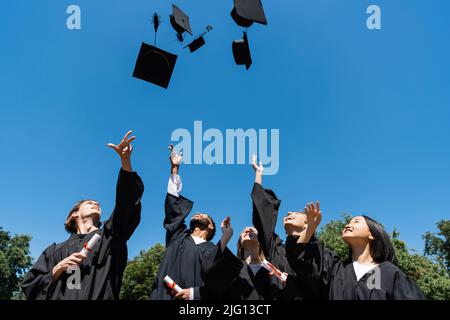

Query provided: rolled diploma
[163,275,183,293]
[262,259,287,282]
[80,233,101,255]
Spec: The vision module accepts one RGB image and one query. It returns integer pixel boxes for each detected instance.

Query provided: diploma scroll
[262,259,287,282]
[163,275,183,294]
[80,233,101,255]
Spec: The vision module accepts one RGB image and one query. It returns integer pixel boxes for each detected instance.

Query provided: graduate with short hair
[21,131,144,300]
[250,155,317,300]
[150,145,219,300]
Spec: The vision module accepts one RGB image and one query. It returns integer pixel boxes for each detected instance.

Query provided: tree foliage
[120,243,165,300]
[0,227,32,300]
[423,220,450,273]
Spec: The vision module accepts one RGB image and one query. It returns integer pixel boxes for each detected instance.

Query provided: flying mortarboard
[184,25,213,53]
[133,42,178,89]
[170,4,193,42]
[231,0,268,28]
[232,31,252,69]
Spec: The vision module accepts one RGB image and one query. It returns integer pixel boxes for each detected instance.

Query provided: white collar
[191,235,207,245]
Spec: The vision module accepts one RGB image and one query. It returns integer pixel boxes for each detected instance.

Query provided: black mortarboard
[231,0,268,28]
[133,42,177,89]
[184,25,213,53]
[187,36,206,53]
[232,31,252,69]
[170,4,193,41]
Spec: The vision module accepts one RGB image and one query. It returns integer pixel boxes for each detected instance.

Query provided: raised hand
[168,144,183,174]
[220,216,233,251]
[252,154,264,174]
[298,201,322,243]
[252,154,264,185]
[107,130,135,172]
[304,201,322,228]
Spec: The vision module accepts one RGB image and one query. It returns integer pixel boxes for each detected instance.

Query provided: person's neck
[243,246,262,265]
[351,242,376,265]
[191,228,209,240]
[77,218,99,235]
[286,226,306,237]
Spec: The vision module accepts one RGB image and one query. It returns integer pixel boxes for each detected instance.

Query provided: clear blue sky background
[1,0,449,262]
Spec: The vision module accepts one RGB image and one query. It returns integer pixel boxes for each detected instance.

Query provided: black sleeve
[21,244,57,300]
[251,183,282,260]
[285,236,341,299]
[392,269,427,300]
[163,193,194,246]
[200,242,243,300]
[103,168,144,241]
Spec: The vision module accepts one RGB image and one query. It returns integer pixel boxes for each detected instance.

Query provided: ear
[368,233,375,240]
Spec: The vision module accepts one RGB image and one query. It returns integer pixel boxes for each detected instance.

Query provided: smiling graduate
[21,131,144,300]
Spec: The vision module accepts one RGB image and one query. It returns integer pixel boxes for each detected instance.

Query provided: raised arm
[199,217,243,300]
[104,131,144,241]
[251,155,282,260]
[163,145,194,246]
[285,201,339,299]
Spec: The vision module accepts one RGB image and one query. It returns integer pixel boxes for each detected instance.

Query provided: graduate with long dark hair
[21,131,144,300]
[285,202,426,300]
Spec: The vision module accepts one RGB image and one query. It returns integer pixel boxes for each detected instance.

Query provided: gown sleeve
[251,183,282,261]
[392,269,427,300]
[200,242,243,300]
[21,243,57,300]
[285,236,341,299]
[103,168,144,241]
[163,193,194,247]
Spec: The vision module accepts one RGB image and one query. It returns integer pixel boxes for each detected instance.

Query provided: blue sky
[1,0,449,262]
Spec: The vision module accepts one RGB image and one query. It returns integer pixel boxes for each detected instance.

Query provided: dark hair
[189,213,216,241]
[64,199,102,234]
[349,215,397,264]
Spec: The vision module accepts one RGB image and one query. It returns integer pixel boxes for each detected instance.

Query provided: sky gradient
[1,0,449,261]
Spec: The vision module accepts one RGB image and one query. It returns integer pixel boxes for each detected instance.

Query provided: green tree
[316,215,450,300]
[120,243,165,300]
[423,220,450,273]
[0,227,32,300]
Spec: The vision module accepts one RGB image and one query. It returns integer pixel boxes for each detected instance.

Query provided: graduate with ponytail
[285,202,426,300]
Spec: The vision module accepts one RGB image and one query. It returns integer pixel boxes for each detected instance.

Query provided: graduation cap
[231,0,268,28]
[232,31,252,69]
[184,25,213,53]
[170,4,193,42]
[133,42,177,89]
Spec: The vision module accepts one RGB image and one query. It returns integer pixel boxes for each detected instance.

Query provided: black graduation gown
[21,168,144,300]
[202,244,284,300]
[251,183,313,300]
[285,236,427,300]
[149,194,216,300]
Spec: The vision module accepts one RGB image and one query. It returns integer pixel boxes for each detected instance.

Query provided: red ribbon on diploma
[83,242,92,252]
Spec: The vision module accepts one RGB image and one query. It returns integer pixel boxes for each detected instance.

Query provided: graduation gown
[21,168,144,300]
[251,183,314,300]
[149,194,215,300]
[202,244,284,300]
[285,236,427,300]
